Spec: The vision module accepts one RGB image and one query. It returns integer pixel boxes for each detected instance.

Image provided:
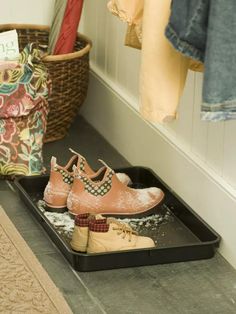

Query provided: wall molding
[81,64,236,269]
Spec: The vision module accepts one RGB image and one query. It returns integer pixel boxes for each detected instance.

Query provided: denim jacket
[166,0,236,121]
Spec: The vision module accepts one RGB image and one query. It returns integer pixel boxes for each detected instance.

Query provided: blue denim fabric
[165,0,236,121]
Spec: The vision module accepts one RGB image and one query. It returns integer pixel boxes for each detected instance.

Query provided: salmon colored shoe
[67,161,165,217]
[43,150,132,212]
[43,150,93,212]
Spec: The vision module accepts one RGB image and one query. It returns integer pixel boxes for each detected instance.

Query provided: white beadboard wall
[81,1,236,268]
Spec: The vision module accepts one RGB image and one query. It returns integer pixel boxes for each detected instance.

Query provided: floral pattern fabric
[0,43,50,176]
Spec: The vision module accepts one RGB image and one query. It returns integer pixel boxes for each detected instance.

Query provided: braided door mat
[0,206,72,314]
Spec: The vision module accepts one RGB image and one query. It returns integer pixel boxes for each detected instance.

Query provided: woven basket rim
[0,23,92,62]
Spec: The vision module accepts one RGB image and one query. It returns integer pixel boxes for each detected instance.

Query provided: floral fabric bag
[0,43,50,177]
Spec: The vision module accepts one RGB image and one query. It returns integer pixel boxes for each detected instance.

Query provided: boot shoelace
[111,220,138,242]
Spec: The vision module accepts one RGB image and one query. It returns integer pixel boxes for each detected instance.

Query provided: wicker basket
[0,24,92,143]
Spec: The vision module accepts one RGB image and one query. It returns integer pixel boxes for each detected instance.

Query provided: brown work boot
[43,150,131,212]
[70,213,106,252]
[67,161,165,217]
[87,218,155,253]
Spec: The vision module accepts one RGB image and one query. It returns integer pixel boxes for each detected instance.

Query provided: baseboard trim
[81,65,236,269]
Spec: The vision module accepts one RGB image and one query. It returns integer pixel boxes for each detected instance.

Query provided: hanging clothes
[107,0,203,123]
[107,0,143,49]
[107,0,143,26]
[125,24,142,50]
[166,0,236,121]
[140,0,189,122]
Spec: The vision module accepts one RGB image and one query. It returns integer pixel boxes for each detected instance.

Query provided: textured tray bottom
[32,192,200,250]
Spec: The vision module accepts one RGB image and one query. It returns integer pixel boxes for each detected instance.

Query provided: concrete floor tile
[19,228,56,255]
[36,252,106,314]
[0,180,10,191]
[78,254,236,314]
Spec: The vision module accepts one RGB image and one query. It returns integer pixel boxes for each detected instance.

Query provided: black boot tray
[14,167,220,272]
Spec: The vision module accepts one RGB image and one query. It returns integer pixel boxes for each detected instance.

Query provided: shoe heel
[44,204,68,213]
[70,242,87,253]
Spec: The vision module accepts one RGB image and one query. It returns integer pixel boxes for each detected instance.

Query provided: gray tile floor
[1,116,236,314]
